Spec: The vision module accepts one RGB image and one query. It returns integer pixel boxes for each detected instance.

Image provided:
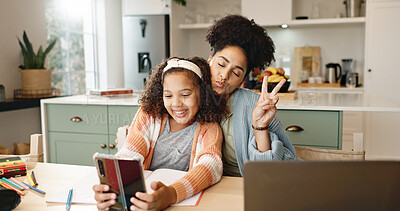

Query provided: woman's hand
[93,184,117,211]
[130,181,177,211]
[252,76,286,152]
[252,76,286,128]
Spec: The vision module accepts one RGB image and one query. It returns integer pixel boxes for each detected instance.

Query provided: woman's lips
[215,81,225,88]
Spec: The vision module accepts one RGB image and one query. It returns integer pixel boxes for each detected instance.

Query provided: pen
[1,178,24,190]
[66,187,73,211]
[21,182,46,195]
[0,181,25,196]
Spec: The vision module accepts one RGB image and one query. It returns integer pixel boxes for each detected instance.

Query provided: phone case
[93,153,146,211]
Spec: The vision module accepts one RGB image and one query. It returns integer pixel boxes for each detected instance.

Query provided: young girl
[93,57,226,211]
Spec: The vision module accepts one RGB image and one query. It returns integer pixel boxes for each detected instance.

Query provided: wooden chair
[295,145,365,161]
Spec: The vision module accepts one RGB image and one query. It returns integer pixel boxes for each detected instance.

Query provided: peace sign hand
[252,76,286,129]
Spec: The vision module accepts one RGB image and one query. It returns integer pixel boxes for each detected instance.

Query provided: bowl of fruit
[255,67,290,92]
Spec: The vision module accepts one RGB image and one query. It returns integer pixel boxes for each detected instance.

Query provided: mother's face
[208,46,248,98]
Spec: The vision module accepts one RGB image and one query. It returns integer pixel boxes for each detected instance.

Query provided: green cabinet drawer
[48,132,109,166]
[108,105,138,134]
[47,104,108,134]
[276,110,342,149]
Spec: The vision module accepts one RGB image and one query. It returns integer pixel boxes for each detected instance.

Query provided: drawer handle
[100,144,107,149]
[109,144,115,149]
[285,125,304,132]
[70,117,83,122]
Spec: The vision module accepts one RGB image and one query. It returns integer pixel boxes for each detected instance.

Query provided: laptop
[244,161,400,211]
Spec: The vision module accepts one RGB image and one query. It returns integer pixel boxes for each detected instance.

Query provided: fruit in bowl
[267,81,291,93]
[253,67,291,92]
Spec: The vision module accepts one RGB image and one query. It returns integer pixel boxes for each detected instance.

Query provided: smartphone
[93,153,146,211]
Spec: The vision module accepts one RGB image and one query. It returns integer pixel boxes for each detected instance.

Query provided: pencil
[66,187,73,211]
[10,178,29,190]
[31,171,38,186]
[22,182,46,195]
[0,181,25,196]
[27,172,36,187]
[0,178,24,190]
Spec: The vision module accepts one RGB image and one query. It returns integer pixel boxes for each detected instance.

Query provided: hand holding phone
[94,153,146,211]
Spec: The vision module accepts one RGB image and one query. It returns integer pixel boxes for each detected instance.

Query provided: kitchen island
[41,92,400,164]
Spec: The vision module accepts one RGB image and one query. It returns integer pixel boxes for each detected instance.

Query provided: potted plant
[17,31,57,94]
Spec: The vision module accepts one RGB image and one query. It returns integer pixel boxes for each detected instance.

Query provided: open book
[46,167,203,206]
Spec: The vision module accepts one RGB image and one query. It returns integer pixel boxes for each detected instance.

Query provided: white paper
[46,169,98,204]
[144,168,202,206]
[47,168,201,206]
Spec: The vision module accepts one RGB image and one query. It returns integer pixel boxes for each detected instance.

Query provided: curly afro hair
[206,14,275,77]
[139,57,226,123]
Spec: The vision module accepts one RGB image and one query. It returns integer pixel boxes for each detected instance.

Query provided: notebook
[46,167,203,206]
[244,161,400,210]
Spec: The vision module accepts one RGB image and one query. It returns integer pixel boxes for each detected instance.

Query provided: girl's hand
[93,184,117,211]
[252,76,286,128]
[130,181,177,211]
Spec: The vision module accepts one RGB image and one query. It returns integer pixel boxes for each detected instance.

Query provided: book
[0,156,27,178]
[89,88,133,96]
[46,167,203,207]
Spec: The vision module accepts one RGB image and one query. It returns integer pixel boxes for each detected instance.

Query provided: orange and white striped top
[117,108,223,203]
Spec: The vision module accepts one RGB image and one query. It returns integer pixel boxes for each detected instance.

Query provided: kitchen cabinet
[45,103,138,166]
[363,0,400,160]
[277,110,343,149]
[241,0,291,26]
[122,0,171,16]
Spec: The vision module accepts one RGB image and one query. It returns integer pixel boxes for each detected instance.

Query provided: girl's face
[208,46,248,98]
[163,72,200,128]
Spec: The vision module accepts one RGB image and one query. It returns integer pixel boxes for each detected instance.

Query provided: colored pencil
[27,172,36,187]
[0,181,25,196]
[10,177,29,190]
[22,182,46,195]
[1,177,24,190]
[31,171,38,186]
[66,187,73,211]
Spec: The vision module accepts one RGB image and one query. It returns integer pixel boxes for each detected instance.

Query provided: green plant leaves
[17,30,57,70]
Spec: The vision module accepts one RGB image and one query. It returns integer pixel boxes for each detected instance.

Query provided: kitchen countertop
[277,92,400,112]
[40,92,400,112]
[40,94,140,106]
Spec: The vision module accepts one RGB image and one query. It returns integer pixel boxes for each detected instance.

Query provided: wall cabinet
[122,0,171,16]
[46,104,138,166]
[277,110,343,149]
[241,0,291,26]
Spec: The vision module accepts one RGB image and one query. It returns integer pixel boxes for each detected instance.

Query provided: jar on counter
[0,84,5,102]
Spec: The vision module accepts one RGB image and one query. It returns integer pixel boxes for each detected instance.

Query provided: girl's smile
[163,72,200,131]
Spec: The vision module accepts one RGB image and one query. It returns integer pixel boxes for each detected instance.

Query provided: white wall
[0,0,47,99]
[97,0,124,89]
[0,0,46,149]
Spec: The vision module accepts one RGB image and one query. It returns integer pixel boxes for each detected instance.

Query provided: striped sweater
[116,108,223,203]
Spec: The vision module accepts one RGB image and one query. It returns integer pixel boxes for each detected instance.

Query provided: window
[45,0,97,95]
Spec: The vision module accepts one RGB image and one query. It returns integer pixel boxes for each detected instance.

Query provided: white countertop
[277,92,400,112]
[41,94,140,106]
[41,93,400,112]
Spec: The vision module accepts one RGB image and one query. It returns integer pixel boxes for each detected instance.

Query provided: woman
[206,15,297,177]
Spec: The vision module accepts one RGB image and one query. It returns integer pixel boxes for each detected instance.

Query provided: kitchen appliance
[123,15,170,90]
[325,63,342,84]
[343,0,364,17]
[341,59,354,87]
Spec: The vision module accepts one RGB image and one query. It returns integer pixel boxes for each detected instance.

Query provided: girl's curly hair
[206,14,275,77]
[139,57,226,123]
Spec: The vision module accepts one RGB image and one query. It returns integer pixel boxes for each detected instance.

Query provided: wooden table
[14,163,244,211]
